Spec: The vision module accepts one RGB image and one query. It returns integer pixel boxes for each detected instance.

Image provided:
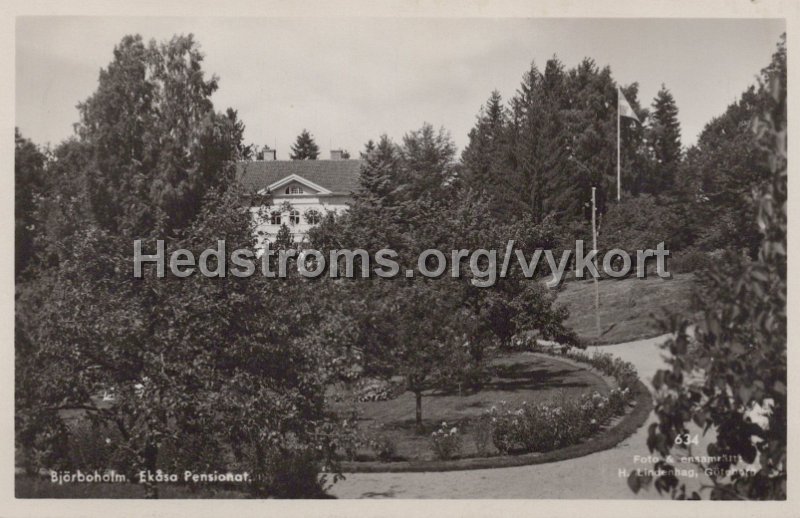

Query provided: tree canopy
[290,129,320,160]
[15,34,354,498]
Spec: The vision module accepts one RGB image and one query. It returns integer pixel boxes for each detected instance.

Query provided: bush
[369,433,397,462]
[66,419,117,471]
[489,406,516,455]
[355,377,405,402]
[430,422,462,460]
[257,449,327,498]
[669,248,713,274]
[470,415,493,457]
[608,387,629,416]
[486,386,631,456]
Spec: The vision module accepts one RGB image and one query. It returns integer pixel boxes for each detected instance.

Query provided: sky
[16,17,785,159]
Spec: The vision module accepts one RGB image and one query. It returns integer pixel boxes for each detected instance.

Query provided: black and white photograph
[6,1,794,515]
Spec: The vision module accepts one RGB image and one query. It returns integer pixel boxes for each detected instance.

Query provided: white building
[236,150,362,245]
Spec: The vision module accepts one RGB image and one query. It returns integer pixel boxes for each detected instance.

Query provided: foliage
[643,85,682,193]
[14,129,50,279]
[354,377,406,402]
[488,389,629,455]
[15,34,358,499]
[308,124,576,430]
[430,422,462,460]
[470,415,493,457]
[16,187,359,498]
[630,40,786,500]
[465,346,641,456]
[461,57,649,223]
[74,34,247,235]
[290,129,320,160]
[600,193,691,257]
[680,35,785,256]
[368,434,398,462]
[274,222,295,250]
[668,248,714,275]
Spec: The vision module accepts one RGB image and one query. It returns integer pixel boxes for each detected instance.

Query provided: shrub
[430,422,462,460]
[258,449,327,498]
[489,406,515,455]
[66,419,118,471]
[487,390,626,455]
[485,341,641,456]
[608,387,630,416]
[355,378,405,402]
[470,414,493,457]
[369,434,397,462]
[669,248,713,274]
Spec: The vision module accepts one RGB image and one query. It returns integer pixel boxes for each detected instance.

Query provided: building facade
[236,150,363,245]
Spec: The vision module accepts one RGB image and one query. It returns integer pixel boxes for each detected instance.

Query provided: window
[304,209,321,225]
[289,210,300,225]
[285,186,304,195]
[270,211,281,225]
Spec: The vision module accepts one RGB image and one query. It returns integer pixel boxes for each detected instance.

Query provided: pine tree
[647,85,682,193]
[355,135,398,207]
[464,57,647,223]
[289,129,320,160]
[461,90,506,193]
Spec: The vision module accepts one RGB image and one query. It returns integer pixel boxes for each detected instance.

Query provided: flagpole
[592,186,600,339]
[616,87,621,202]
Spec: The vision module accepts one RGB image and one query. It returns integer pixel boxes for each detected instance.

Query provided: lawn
[343,352,610,462]
[556,272,695,345]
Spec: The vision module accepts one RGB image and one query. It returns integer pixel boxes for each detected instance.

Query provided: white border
[2,2,797,517]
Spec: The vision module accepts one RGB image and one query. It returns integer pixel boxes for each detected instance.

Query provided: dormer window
[285,186,304,195]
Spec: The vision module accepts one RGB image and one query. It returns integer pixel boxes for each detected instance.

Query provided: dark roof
[235,159,364,194]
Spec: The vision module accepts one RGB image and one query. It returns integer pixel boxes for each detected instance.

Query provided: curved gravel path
[329,334,685,499]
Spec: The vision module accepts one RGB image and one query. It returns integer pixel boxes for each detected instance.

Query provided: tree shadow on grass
[430,360,594,396]
[483,366,592,392]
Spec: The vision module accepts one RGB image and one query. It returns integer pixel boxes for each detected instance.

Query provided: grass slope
[556,273,695,345]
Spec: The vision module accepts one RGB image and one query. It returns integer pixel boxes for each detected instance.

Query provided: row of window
[269,209,321,226]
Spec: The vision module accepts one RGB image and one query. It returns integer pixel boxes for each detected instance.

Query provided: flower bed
[487,387,630,455]
[340,347,652,472]
[476,344,639,456]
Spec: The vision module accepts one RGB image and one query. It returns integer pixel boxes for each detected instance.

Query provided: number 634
[674,433,699,446]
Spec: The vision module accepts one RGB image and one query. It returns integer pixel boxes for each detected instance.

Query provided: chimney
[330,149,343,160]
[262,148,276,161]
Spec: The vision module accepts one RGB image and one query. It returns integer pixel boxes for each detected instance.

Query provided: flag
[618,88,640,123]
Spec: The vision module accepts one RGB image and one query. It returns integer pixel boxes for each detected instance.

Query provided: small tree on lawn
[363,281,472,431]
